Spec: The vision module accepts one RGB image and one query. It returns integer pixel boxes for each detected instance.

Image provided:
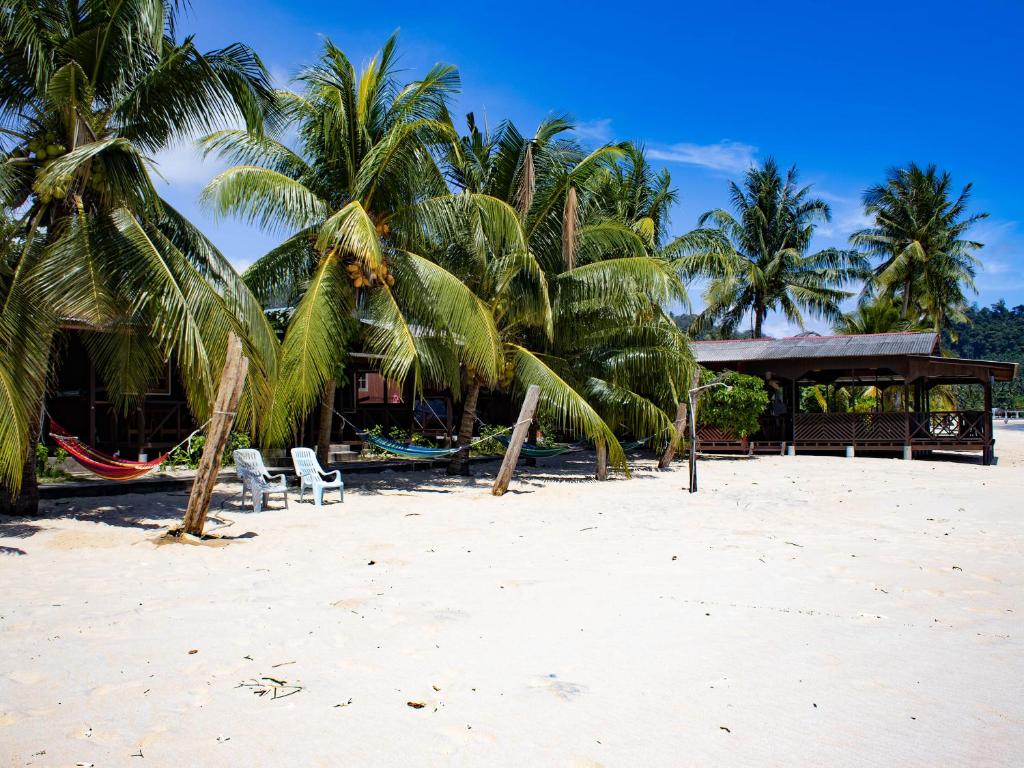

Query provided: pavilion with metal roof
[691,332,1018,464]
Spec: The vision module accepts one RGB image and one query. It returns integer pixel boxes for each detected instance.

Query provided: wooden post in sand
[595,441,608,480]
[492,384,540,497]
[181,334,249,537]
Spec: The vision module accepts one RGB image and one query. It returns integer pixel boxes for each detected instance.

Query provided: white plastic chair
[290,447,343,507]
[233,449,288,512]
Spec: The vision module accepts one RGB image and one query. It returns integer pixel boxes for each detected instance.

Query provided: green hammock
[494,435,572,458]
[361,433,460,459]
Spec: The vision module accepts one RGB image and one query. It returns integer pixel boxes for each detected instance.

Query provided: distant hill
[947,301,1024,409]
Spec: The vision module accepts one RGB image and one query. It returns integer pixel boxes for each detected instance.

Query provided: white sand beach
[2,426,1023,767]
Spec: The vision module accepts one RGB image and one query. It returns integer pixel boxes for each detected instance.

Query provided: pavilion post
[492,384,541,497]
[181,334,249,537]
[983,374,994,465]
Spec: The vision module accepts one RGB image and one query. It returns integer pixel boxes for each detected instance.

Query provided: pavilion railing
[909,411,985,442]
[794,411,986,445]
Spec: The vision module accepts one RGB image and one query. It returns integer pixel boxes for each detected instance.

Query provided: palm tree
[833,295,929,335]
[204,37,626,473]
[851,163,987,334]
[443,115,694,474]
[684,158,868,338]
[0,0,280,512]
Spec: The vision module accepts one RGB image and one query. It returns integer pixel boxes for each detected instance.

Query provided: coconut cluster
[27,133,71,203]
[344,259,395,288]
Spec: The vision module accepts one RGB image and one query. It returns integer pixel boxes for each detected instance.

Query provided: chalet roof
[692,332,940,364]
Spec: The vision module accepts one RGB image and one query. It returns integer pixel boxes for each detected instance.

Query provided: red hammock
[49,418,173,481]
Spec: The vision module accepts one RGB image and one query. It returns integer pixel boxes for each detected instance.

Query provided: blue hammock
[362,433,460,459]
[494,435,572,458]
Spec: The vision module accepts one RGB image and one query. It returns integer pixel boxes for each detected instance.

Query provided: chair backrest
[233,449,268,479]
[290,447,323,480]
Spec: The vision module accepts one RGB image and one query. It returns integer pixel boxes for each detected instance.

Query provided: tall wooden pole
[492,384,540,497]
[181,334,249,537]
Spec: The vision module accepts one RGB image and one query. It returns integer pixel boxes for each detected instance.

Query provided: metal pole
[687,381,731,494]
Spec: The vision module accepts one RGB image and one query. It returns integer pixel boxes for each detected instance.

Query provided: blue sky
[157,0,1024,336]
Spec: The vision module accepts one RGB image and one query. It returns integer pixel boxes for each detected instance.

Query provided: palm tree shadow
[4,489,249,538]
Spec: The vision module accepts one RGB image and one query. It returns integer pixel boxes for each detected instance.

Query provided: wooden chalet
[693,332,1018,464]
[44,332,509,460]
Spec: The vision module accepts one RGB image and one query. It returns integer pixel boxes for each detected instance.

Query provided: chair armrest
[269,472,287,485]
[321,469,342,483]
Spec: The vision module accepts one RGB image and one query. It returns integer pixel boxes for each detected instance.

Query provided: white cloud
[149,141,226,187]
[575,118,613,144]
[647,140,757,174]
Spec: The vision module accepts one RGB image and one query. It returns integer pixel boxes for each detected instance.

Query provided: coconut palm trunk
[316,379,336,465]
[657,401,689,469]
[447,381,481,476]
[0,445,39,516]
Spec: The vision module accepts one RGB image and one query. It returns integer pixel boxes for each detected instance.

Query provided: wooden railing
[794,411,986,445]
[909,411,985,441]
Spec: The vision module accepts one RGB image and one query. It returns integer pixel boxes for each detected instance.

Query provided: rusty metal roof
[693,332,940,363]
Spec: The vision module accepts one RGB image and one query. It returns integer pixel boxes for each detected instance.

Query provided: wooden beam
[491,384,540,497]
[181,334,249,537]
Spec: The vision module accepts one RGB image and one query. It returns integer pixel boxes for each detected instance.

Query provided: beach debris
[271,661,295,668]
[237,677,303,699]
[217,736,231,743]
[672,555,677,560]
[784,541,803,548]
[952,565,962,571]
[719,726,731,733]
[432,684,441,692]
[368,560,376,566]
[84,727,93,738]
[75,763,95,767]
[334,698,353,708]
[579,526,596,532]
[188,649,198,655]
[407,701,426,709]
[131,747,144,758]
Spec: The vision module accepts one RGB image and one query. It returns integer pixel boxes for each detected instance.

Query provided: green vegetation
[699,372,769,438]
[948,302,1024,408]
[165,432,252,470]
[35,443,70,482]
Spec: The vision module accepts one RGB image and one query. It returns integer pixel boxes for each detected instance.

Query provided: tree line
[0,2,1003,512]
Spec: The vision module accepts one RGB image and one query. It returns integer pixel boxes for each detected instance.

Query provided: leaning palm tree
[0,0,280,512]
[203,37,625,471]
[683,158,868,337]
[851,163,987,334]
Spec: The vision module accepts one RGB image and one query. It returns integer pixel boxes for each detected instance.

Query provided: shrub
[470,424,509,456]
[699,371,769,438]
[36,443,71,480]
[165,431,251,469]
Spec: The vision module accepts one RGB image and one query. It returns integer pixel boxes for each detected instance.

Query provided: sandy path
[2,426,1022,766]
